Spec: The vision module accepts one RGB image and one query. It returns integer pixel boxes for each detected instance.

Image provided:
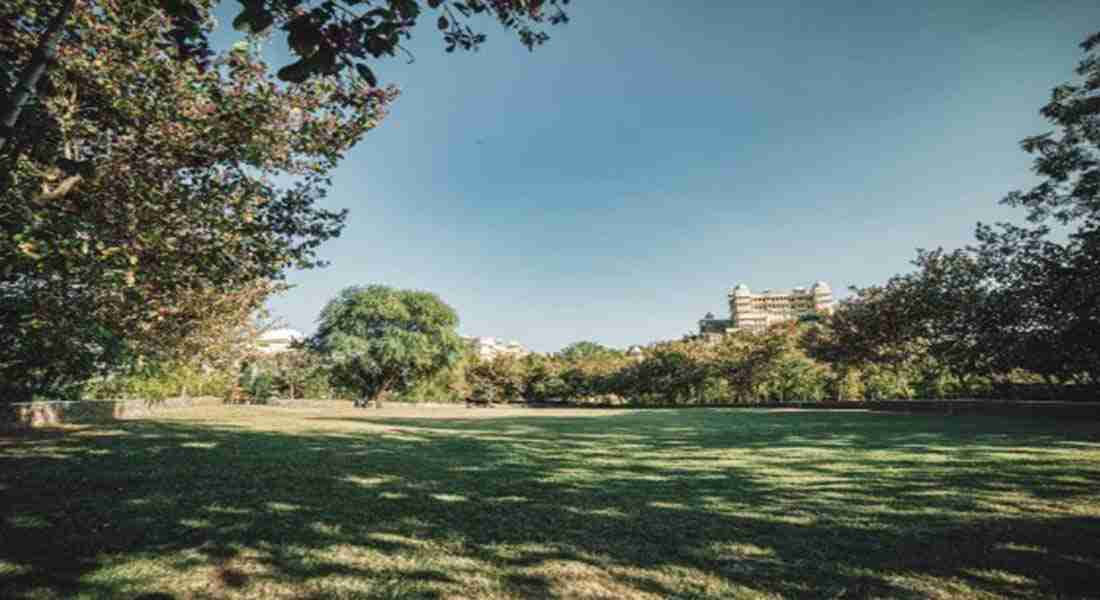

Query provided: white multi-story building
[256,328,304,354]
[464,336,531,361]
[700,281,834,337]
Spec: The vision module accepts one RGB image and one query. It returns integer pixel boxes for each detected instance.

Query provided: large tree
[1,1,392,399]
[818,31,1100,390]
[311,285,464,407]
[1,0,571,397]
[971,31,1100,384]
[817,249,1002,383]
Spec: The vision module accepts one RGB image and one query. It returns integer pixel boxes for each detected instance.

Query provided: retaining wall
[0,396,222,429]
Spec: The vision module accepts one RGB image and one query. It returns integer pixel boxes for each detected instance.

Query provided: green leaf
[277,59,314,83]
[286,15,322,57]
[232,5,274,34]
[356,63,378,87]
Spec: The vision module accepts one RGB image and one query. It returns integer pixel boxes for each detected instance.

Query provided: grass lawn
[2,404,1100,599]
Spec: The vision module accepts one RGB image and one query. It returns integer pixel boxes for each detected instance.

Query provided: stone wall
[0,396,222,429]
[264,398,355,409]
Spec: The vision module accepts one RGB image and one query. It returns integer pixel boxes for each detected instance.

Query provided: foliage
[1,1,397,398]
[461,324,850,405]
[467,354,525,403]
[244,372,277,403]
[310,285,464,405]
[620,339,714,404]
[393,346,471,403]
[556,340,620,363]
[82,361,236,402]
[230,0,572,85]
[1002,32,1100,227]
[266,348,326,400]
[817,31,1100,388]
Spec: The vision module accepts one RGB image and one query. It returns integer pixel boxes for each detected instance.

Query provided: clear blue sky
[215,1,1099,353]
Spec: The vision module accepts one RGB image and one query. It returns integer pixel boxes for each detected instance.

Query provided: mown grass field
[2,404,1100,599]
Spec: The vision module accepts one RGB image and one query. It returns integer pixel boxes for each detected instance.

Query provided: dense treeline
[73,314,1088,406]
[458,327,1063,406]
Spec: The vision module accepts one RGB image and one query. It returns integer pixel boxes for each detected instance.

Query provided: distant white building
[464,336,531,361]
[700,281,835,337]
[256,328,304,354]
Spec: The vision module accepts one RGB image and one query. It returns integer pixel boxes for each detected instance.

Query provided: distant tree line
[450,31,1100,405]
[456,326,1055,407]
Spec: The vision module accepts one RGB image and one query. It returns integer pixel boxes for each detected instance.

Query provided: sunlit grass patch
[2,405,1099,599]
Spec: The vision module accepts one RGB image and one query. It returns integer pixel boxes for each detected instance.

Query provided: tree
[466,354,525,403]
[311,285,463,407]
[270,348,323,400]
[2,0,572,150]
[557,341,619,362]
[519,353,566,401]
[974,222,1100,384]
[811,31,1100,392]
[971,31,1100,384]
[1,1,392,397]
[1001,32,1100,227]
[621,340,714,404]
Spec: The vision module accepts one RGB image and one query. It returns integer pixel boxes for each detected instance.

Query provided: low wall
[0,396,222,429]
[264,398,355,409]
[860,399,1100,418]
[263,399,466,409]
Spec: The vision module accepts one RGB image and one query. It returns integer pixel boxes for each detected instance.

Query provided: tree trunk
[0,0,76,153]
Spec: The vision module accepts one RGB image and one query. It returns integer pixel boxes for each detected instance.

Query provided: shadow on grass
[2,409,1100,599]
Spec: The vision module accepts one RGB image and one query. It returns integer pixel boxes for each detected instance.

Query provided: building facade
[256,328,304,354]
[700,281,834,337]
[464,336,531,361]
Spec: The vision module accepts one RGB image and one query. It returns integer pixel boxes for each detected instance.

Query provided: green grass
[2,405,1100,599]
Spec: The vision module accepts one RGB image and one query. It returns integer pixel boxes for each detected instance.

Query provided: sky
[214,1,1100,353]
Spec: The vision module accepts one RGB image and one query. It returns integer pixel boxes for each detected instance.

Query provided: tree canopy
[310,285,464,405]
[1,0,572,150]
[1,1,395,398]
[814,31,1100,387]
[229,0,572,85]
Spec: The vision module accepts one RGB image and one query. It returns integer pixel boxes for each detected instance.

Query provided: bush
[82,362,234,402]
[248,373,276,404]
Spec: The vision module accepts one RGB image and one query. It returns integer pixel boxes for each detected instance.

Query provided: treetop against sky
[240,1,1100,353]
[20,0,1085,355]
